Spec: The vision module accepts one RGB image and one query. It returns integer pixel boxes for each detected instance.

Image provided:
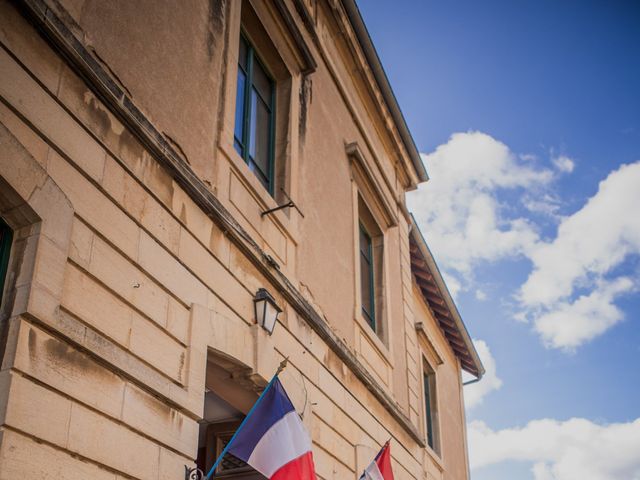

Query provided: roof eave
[341,0,429,185]
[409,216,485,379]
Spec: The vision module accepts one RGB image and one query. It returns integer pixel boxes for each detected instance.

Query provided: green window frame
[424,372,434,449]
[233,33,276,195]
[423,365,438,452]
[0,218,13,306]
[359,222,375,330]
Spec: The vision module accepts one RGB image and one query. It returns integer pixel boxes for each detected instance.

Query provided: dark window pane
[424,373,434,449]
[248,89,258,161]
[238,36,248,71]
[248,160,269,190]
[234,67,246,147]
[254,96,271,177]
[252,58,272,105]
[360,254,372,316]
[0,218,13,306]
[360,227,371,258]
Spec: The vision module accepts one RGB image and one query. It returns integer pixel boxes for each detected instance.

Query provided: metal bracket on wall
[261,190,304,218]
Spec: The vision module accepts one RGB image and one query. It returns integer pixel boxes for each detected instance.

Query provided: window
[359,223,375,329]
[423,360,439,453]
[0,218,12,306]
[358,195,384,336]
[234,34,276,195]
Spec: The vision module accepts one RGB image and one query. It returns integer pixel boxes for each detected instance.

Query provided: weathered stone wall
[0,1,470,479]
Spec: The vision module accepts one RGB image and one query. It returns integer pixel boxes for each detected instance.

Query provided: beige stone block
[342,395,386,446]
[3,372,71,448]
[48,152,140,260]
[206,305,254,369]
[272,325,320,386]
[253,323,279,384]
[13,321,126,419]
[0,48,106,182]
[129,311,186,382]
[0,101,49,169]
[121,383,198,457]
[12,230,39,290]
[409,406,420,427]
[166,297,190,344]
[136,153,175,207]
[311,414,355,470]
[178,303,208,418]
[357,329,390,387]
[309,386,359,446]
[101,158,145,221]
[30,235,68,299]
[209,224,231,268]
[89,235,169,330]
[62,263,133,347]
[178,228,252,321]
[29,176,74,250]
[21,283,59,326]
[172,185,213,247]
[140,192,181,254]
[0,3,63,94]
[0,369,10,422]
[0,124,47,203]
[318,368,346,411]
[69,216,94,269]
[0,429,116,480]
[312,444,354,480]
[228,244,263,296]
[138,231,208,307]
[102,153,181,254]
[261,215,288,264]
[68,402,160,480]
[159,447,193,480]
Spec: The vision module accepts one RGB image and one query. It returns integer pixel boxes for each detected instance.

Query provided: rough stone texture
[0,1,474,479]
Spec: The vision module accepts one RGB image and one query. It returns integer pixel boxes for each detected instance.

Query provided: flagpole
[204,358,288,480]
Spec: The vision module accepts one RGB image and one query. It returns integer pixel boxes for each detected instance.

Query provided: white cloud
[441,271,462,301]
[522,193,562,218]
[552,155,575,173]
[408,132,551,280]
[410,132,640,351]
[468,417,640,480]
[520,162,640,307]
[533,277,635,350]
[475,289,487,301]
[518,162,640,349]
[464,340,502,409]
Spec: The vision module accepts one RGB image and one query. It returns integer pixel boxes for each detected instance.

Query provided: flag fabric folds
[227,378,316,480]
[359,441,394,480]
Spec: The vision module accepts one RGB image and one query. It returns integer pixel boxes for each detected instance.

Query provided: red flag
[359,441,394,480]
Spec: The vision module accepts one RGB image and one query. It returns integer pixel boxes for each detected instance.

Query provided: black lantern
[254,288,282,335]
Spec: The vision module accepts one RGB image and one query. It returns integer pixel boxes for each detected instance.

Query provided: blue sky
[359,1,640,478]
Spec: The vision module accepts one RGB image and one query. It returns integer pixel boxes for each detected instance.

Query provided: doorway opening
[196,355,266,480]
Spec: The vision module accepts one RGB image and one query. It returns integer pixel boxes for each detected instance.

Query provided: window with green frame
[359,222,375,330]
[234,34,276,195]
[423,361,439,453]
[0,218,13,306]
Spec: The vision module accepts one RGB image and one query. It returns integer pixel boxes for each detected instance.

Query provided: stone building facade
[0,1,484,479]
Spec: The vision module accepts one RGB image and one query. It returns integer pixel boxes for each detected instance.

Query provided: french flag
[359,441,394,480]
[227,378,316,480]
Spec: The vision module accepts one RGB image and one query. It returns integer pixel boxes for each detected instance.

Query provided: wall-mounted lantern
[254,288,282,335]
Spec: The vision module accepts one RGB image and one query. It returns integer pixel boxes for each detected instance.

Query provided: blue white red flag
[227,378,316,480]
[359,441,394,480]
